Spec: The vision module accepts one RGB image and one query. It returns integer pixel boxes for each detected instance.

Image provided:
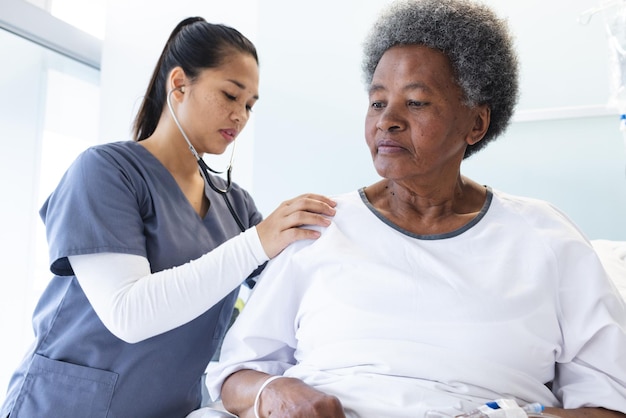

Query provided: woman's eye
[224,92,237,101]
[246,104,254,113]
[370,101,385,109]
[408,100,426,107]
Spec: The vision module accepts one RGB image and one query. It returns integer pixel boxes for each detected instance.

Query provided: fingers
[283,193,337,216]
[284,208,332,229]
[276,195,336,225]
[256,194,336,259]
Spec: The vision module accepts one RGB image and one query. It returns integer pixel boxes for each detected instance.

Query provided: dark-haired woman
[0,17,335,418]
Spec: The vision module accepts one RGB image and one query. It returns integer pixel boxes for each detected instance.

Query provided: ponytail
[132,17,258,141]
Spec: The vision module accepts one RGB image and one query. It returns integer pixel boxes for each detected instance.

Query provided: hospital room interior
[1,0,626,409]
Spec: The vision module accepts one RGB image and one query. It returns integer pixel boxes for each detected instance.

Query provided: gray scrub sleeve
[40,145,154,275]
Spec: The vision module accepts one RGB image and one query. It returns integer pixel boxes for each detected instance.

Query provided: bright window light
[24,0,106,39]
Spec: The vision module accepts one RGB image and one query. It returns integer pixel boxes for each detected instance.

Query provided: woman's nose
[376,104,405,132]
[231,106,248,125]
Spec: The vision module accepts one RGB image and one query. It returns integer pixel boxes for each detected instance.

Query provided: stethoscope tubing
[166,87,235,194]
[166,87,246,232]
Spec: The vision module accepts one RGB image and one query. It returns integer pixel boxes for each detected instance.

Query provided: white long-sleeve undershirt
[68,227,268,344]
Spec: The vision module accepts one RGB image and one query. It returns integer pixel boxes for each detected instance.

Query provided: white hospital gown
[206,188,626,417]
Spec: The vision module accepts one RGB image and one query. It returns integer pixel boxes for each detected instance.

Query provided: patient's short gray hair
[362,0,519,158]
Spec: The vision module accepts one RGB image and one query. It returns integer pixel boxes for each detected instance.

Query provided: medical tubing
[166,87,201,161]
[165,87,267,285]
[617,111,626,152]
[166,87,237,193]
[221,190,245,232]
[166,87,247,231]
[456,402,544,418]
[521,403,544,415]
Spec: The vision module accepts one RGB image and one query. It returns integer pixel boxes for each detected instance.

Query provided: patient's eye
[407,100,427,108]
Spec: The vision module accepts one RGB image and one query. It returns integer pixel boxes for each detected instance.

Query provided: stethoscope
[166,86,246,232]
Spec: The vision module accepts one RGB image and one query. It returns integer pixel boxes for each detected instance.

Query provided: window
[0,1,102,399]
[0,0,102,69]
[24,0,106,40]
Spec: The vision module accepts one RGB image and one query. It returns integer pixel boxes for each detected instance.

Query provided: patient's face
[364,44,478,182]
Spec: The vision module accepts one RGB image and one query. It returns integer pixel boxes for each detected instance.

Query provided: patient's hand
[256,376,344,418]
[221,370,345,418]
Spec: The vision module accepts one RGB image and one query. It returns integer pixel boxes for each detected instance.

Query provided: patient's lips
[376,138,406,155]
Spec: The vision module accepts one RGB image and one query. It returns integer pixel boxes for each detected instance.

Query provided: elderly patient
[204,0,626,417]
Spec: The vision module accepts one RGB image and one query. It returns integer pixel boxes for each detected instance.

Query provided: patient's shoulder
[592,239,626,301]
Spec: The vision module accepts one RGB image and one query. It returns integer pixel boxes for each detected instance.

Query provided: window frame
[0,0,101,69]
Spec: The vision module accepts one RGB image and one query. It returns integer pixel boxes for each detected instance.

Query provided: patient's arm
[544,407,626,418]
[221,369,345,418]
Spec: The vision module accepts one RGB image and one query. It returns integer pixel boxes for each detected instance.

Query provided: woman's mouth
[220,129,238,142]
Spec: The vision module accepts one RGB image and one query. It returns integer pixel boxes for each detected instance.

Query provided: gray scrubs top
[1,141,263,418]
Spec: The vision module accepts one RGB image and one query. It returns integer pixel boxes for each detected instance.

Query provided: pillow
[591,239,626,301]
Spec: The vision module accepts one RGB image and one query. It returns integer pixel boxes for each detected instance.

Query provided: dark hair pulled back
[133,17,258,141]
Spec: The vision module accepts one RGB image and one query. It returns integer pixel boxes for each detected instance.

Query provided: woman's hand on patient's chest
[256,193,336,258]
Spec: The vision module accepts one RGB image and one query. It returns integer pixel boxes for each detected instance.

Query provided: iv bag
[602,0,626,113]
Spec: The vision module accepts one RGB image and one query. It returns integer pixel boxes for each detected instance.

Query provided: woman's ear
[168,67,187,97]
[467,104,491,145]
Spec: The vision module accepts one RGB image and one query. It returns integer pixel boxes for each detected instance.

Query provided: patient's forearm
[222,369,269,418]
[544,407,626,418]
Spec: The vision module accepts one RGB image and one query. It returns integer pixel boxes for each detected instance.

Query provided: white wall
[250,1,392,208]
[463,0,626,239]
[100,0,626,240]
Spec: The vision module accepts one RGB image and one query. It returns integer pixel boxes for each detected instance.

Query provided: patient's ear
[467,104,491,145]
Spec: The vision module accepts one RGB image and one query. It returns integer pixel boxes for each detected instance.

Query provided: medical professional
[203,1,626,417]
[0,17,335,418]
